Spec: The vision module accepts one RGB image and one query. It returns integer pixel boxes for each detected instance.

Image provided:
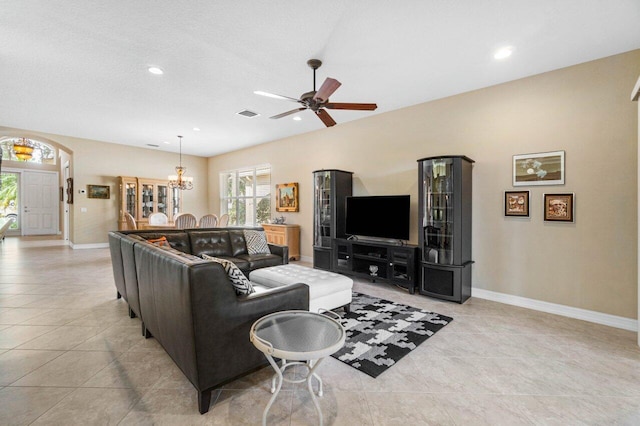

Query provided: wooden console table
[262,224,301,260]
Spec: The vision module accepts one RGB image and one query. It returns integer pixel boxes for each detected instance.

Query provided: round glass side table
[250,310,346,426]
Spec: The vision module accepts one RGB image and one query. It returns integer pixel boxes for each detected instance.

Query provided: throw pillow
[147,236,170,247]
[201,254,254,295]
[244,230,271,255]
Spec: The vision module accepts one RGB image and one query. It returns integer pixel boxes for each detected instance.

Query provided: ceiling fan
[254,59,377,127]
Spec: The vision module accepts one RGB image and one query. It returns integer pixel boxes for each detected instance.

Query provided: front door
[23,171,58,235]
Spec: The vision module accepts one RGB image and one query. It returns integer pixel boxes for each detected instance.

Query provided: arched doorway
[0,136,72,239]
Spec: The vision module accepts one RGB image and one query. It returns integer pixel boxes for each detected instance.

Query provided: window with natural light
[0,137,56,165]
[220,165,271,226]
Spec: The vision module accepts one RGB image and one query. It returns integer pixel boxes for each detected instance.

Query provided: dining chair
[124,212,137,230]
[199,214,218,228]
[174,213,197,229]
[218,213,229,227]
[149,212,169,225]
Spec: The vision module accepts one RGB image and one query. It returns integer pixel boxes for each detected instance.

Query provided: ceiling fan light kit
[255,58,377,127]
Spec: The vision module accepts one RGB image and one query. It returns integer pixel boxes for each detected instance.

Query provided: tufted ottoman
[249,264,353,313]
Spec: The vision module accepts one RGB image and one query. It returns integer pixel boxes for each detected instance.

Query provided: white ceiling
[1,1,639,157]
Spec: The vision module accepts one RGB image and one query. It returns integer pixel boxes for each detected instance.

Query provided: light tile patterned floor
[1,236,640,425]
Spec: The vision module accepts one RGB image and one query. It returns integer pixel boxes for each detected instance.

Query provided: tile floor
[1,236,640,425]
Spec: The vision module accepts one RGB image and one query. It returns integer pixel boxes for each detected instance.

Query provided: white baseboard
[298,255,313,264]
[70,242,109,250]
[472,288,637,332]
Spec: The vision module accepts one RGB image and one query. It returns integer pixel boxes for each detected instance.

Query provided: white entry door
[23,171,59,235]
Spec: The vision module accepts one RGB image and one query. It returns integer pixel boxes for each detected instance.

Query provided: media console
[331,238,419,294]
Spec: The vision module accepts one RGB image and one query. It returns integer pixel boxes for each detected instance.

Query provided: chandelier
[13,138,34,161]
[168,135,193,190]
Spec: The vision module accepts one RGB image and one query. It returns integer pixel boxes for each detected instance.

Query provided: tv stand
[347,235,406,246]
[332,238,419,294]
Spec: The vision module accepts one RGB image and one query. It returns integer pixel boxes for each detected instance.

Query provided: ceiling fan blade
[316,109,337,127]
[270,107,307,119]
[313,78,341,102]
[254,91,301,102]
[324,102,378,111]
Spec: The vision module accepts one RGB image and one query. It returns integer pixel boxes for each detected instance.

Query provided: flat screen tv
[345,195,410,241]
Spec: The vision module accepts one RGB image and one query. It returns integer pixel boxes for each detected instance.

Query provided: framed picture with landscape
[276,182,299,212]
[87,184,110,199]
[513,150,565,186]
[504,191,529,217]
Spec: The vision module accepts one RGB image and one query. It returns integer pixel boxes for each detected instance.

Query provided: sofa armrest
[268,244,289,264]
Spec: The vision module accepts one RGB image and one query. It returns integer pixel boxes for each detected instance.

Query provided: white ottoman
[249,264,353,313]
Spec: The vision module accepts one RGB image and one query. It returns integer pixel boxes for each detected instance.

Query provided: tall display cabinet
[418,156,474,303]
[312,169,352,270]
[117,176,180,230]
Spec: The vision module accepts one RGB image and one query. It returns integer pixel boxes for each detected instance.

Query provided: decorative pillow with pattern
[201,254,254,295]
[147,236,170,247]
[243,230,271,255]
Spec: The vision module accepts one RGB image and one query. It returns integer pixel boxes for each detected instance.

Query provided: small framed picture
[544,193,574,222]
[87,184,110,199]
[276,182,299,212]
[505,191,529,217]
[513,150,565,186]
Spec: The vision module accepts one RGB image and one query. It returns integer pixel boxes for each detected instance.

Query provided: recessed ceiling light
[163,141,170,144]
[148,67,164,75]
[293,116,302,121]
[193,127,200,131]
[494,46,513,60]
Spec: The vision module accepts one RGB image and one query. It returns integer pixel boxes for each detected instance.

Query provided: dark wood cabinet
[312,169,352,270]
[332,238,419,293]
[418,156,474,303]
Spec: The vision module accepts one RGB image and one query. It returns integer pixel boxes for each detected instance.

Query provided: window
[220,165,271,226]
[0,137,56,165]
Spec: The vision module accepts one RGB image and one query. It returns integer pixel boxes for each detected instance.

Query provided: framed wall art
[87,184,110,199]
[543,193,574,222]
[513,150,565,186]
[66,178,73,204]
[504,191,529,217]
[276,182,299,212]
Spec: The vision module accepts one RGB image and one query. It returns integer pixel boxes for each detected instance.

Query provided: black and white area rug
[331,292,453,378]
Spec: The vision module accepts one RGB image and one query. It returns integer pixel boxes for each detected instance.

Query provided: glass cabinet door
[313,171,332,247]
[141,184,154,219]
[125,182,136,217]
[422,158,455,265]
[157,185,168,215]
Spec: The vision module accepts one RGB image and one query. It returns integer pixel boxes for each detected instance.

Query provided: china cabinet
[117,176,181,230]
[417,156,474,303]
[312,169,352,270]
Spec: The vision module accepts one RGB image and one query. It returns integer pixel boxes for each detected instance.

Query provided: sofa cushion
[189,230,233,257]
[215,256,250,276]
[236,253,283,271]
[244,230,271,255]
[228,230,248,257]
[201,254,254,295]
[137,232,192,253]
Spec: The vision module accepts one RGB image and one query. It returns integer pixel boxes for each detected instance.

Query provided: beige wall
[0,127,209,245]
[209,50,640,319]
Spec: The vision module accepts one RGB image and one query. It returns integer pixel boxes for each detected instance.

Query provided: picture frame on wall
[87,184,110,199]
[275,182,299,212]
[513,150,565,186]
[66,178,73,204]
[504,191,529,217]
[543,193,574,222]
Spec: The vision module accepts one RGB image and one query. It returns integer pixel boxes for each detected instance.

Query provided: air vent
[146,144,160,148]
[237,109,260,118]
